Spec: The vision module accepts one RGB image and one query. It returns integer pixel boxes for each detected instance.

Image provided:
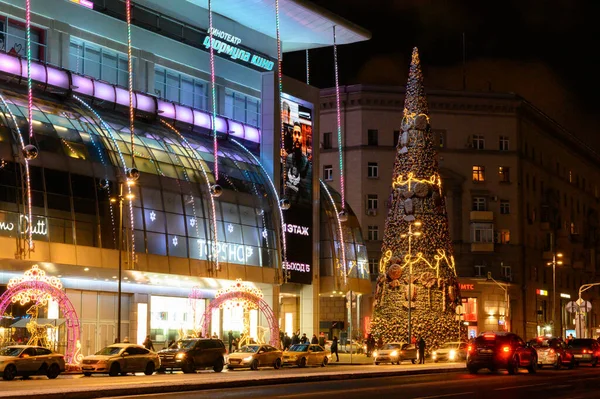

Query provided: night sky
[283,0,600,149]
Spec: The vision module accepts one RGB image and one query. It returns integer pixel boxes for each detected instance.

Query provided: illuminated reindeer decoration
[25,302,55,348]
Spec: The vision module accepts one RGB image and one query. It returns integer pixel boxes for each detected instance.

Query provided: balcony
[471,243,494,252]
[470,211,494,221]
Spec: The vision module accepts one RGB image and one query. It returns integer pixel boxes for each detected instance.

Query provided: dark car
[158,338,226,373]
[568,339,600,367]
[530,337,575,370]
[466,332,537,374]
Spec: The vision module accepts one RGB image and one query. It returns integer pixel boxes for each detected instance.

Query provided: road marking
[413,393,475,399]
[494,383,548,391]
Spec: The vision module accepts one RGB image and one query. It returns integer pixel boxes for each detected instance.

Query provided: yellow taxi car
[227,344,283,370]
[81,343,160,377]
[0,345,65,381]
[283,344,331,368]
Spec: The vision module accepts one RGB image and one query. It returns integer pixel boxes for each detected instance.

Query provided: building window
[154,66,209,112]
[367,162,379,178]
[471,223,493,243]
[393,130,400,147]
[472,166,485,182]
[323,165,333,181]
[223,88,261,127]
[323,132,332,149]
[474,264,486,277]
[0,15,46,61]
[501,263,512,280]
[433,129,446,148]
[498,166,510,183]
[569,170,573,183]
[367,194,378,210]
[368,258,379,275]
[367,129,378,146]
[496,230,510,244]
[70,38,130,87]
[499,136,509,151]
[367,226,379,241]
[500,200,510,214]
[472,134,485,150]
[472,197,487,211]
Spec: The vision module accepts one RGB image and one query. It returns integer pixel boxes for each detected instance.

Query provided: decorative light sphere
[99,179,110,190]
[255,208,265,216]
[338,210,349,222]
[126,167,140,181]
[22,144,38,160]
[210,184,223,197]
[279,198,291,210]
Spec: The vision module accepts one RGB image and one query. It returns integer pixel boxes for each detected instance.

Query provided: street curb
[5,366,463,399]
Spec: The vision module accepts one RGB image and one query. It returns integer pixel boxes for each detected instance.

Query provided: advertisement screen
[281,94,313,284]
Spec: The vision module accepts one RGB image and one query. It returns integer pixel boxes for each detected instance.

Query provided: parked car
[530,337,574,369]
[568,338,600,367]
[227,344,283,370]
[157,338,226,373]
[373,343,417,365]
[81,344,159,377]
[282,344,331,367]
[340,340,363,354]
[466,332,537,374]
[0,345,65,381]
[432,342,468,363]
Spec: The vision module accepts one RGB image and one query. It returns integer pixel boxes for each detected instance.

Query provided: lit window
[474,264,486,277]
[323,165,333,181]
[496,230,510,244]
[471,223,493,243]
[367,162,378,178]
[500,200,510,214]
[1,15,46,61]
[367,226,379,241]
[499,136,509,151]
[223,88,261,127]
[472,166,485,182]
[569,170,573,183]
[154,66,209,112]
[472,135,485,150]
[498,166,510,183]
[472,197,487,211]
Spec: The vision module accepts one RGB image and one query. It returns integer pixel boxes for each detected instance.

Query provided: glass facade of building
[0,89,279,268]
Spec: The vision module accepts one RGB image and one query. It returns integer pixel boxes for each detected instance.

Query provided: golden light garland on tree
[7,265,63,306]
[215,279,263,311]
[370,48,464,354]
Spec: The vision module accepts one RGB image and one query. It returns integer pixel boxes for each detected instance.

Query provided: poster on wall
[281,94,313,285]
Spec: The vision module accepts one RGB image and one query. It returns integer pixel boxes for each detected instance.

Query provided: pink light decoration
[0,266,81,364]
[244,126,260,143]
[46,67,69,88]
[0,52,22,75]
[214,116,227,133]
[22,61,47,85]
[175,104,193,125]
[72,75,94,96]
[93,81,116,103]
[228,120,244,139]
[135,93,155,113]
[157,100,176,119]
[115,87,131,107]
[193,110,211,130]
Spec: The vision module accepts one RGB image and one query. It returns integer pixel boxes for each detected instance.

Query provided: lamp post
[547,252,563,337]
[577,282,600,338]
[401,220,421,343]
[110,180,135,343]
[486,271,510,331]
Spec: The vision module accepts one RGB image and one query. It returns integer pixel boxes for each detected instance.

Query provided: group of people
[280,331,323,350]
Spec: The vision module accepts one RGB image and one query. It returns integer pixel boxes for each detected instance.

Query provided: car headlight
[449,350,456,359]
[390,351,398,357]
[373,351,378,357]
[176,353,186,360]
[432,351,437,357]
[243,356,253,362]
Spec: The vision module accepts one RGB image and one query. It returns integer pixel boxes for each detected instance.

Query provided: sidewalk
[331,352,439,365]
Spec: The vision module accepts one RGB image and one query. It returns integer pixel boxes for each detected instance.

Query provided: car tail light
[583,349,588,354]
[502,346,510,353]
[467,345,472,352]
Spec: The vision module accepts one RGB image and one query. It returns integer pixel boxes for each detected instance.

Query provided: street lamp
[547,252,563,337]
[486,271,510,331]
[576,282,600,338]
[111,180,135,343]
[401,220,422,343]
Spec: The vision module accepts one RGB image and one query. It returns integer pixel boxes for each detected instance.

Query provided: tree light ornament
[210,184,223,198]
[22,144,38,160]
[279,197,291,210]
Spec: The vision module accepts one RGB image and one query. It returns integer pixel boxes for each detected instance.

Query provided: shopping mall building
[0,0,370,356]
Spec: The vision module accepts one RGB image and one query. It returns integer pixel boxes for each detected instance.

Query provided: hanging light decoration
[320,180,347,288]
[7,265,63,306]
[338,209,349,222]
[22,144,38,160]
[333,26,346,210]
[207,0,219,182]
[306,49,310,85]
[275,0,290,213]
[125,0,137,172]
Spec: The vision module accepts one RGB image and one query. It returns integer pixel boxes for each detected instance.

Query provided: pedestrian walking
[418,337,426,364]
[311,334,318,344]
[331,336,339,362]
[143,335,154,351]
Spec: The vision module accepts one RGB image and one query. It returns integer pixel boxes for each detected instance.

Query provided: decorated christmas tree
[370,48,462,352]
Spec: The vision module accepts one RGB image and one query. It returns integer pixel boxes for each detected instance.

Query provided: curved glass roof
[0,89,279,268]
[319,181,369,280]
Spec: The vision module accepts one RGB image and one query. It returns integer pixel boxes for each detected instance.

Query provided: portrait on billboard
[281,100,312,207]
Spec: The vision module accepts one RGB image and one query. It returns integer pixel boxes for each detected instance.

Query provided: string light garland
[207,0,219,181]
[125,0,136,168]
[0,94,33,250]
[215,279,263,311]
[7,265,63,306]
[320,179,347,288]
[306,49,310,85]
[332,26,345,209]
[275,0,286,198]
[25,0,33,141]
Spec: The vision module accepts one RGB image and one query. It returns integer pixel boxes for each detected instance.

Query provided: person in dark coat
[143,335,154,351]
[300,333,308,344]
[331,336,339,362]
[311,334,319,344]
[284,333,292,350]
[418,337,426,364]
[292,332,300,345]
[228,330,234,353]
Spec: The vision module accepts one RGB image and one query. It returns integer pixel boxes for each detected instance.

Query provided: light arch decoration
[0,265,81,364]
[199,280,279,347]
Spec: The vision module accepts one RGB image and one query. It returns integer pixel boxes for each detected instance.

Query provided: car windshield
[289,344,309,352]
[172,340,197,349]
[236,345,259,353]
[95,346,122,356]
[0,347,23,357]
[571,339,596,347]
[442,343,460,349]
[384,344,401,350]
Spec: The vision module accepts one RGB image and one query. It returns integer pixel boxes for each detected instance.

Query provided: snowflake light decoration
[149,211,156,222]
[215,279,263,311]
[7,265,63,306]
[227,223,234,233]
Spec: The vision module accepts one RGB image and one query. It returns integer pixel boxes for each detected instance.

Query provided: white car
[432,342,468,362]
[81,344,160,376]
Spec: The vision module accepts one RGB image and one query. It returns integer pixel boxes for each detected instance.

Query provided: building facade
[319,84,600,341]
[0,0,370,356]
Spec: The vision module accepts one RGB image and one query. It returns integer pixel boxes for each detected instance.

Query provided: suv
[568,339,600,367]
[158,338,226,373]
[466,332,537,374]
